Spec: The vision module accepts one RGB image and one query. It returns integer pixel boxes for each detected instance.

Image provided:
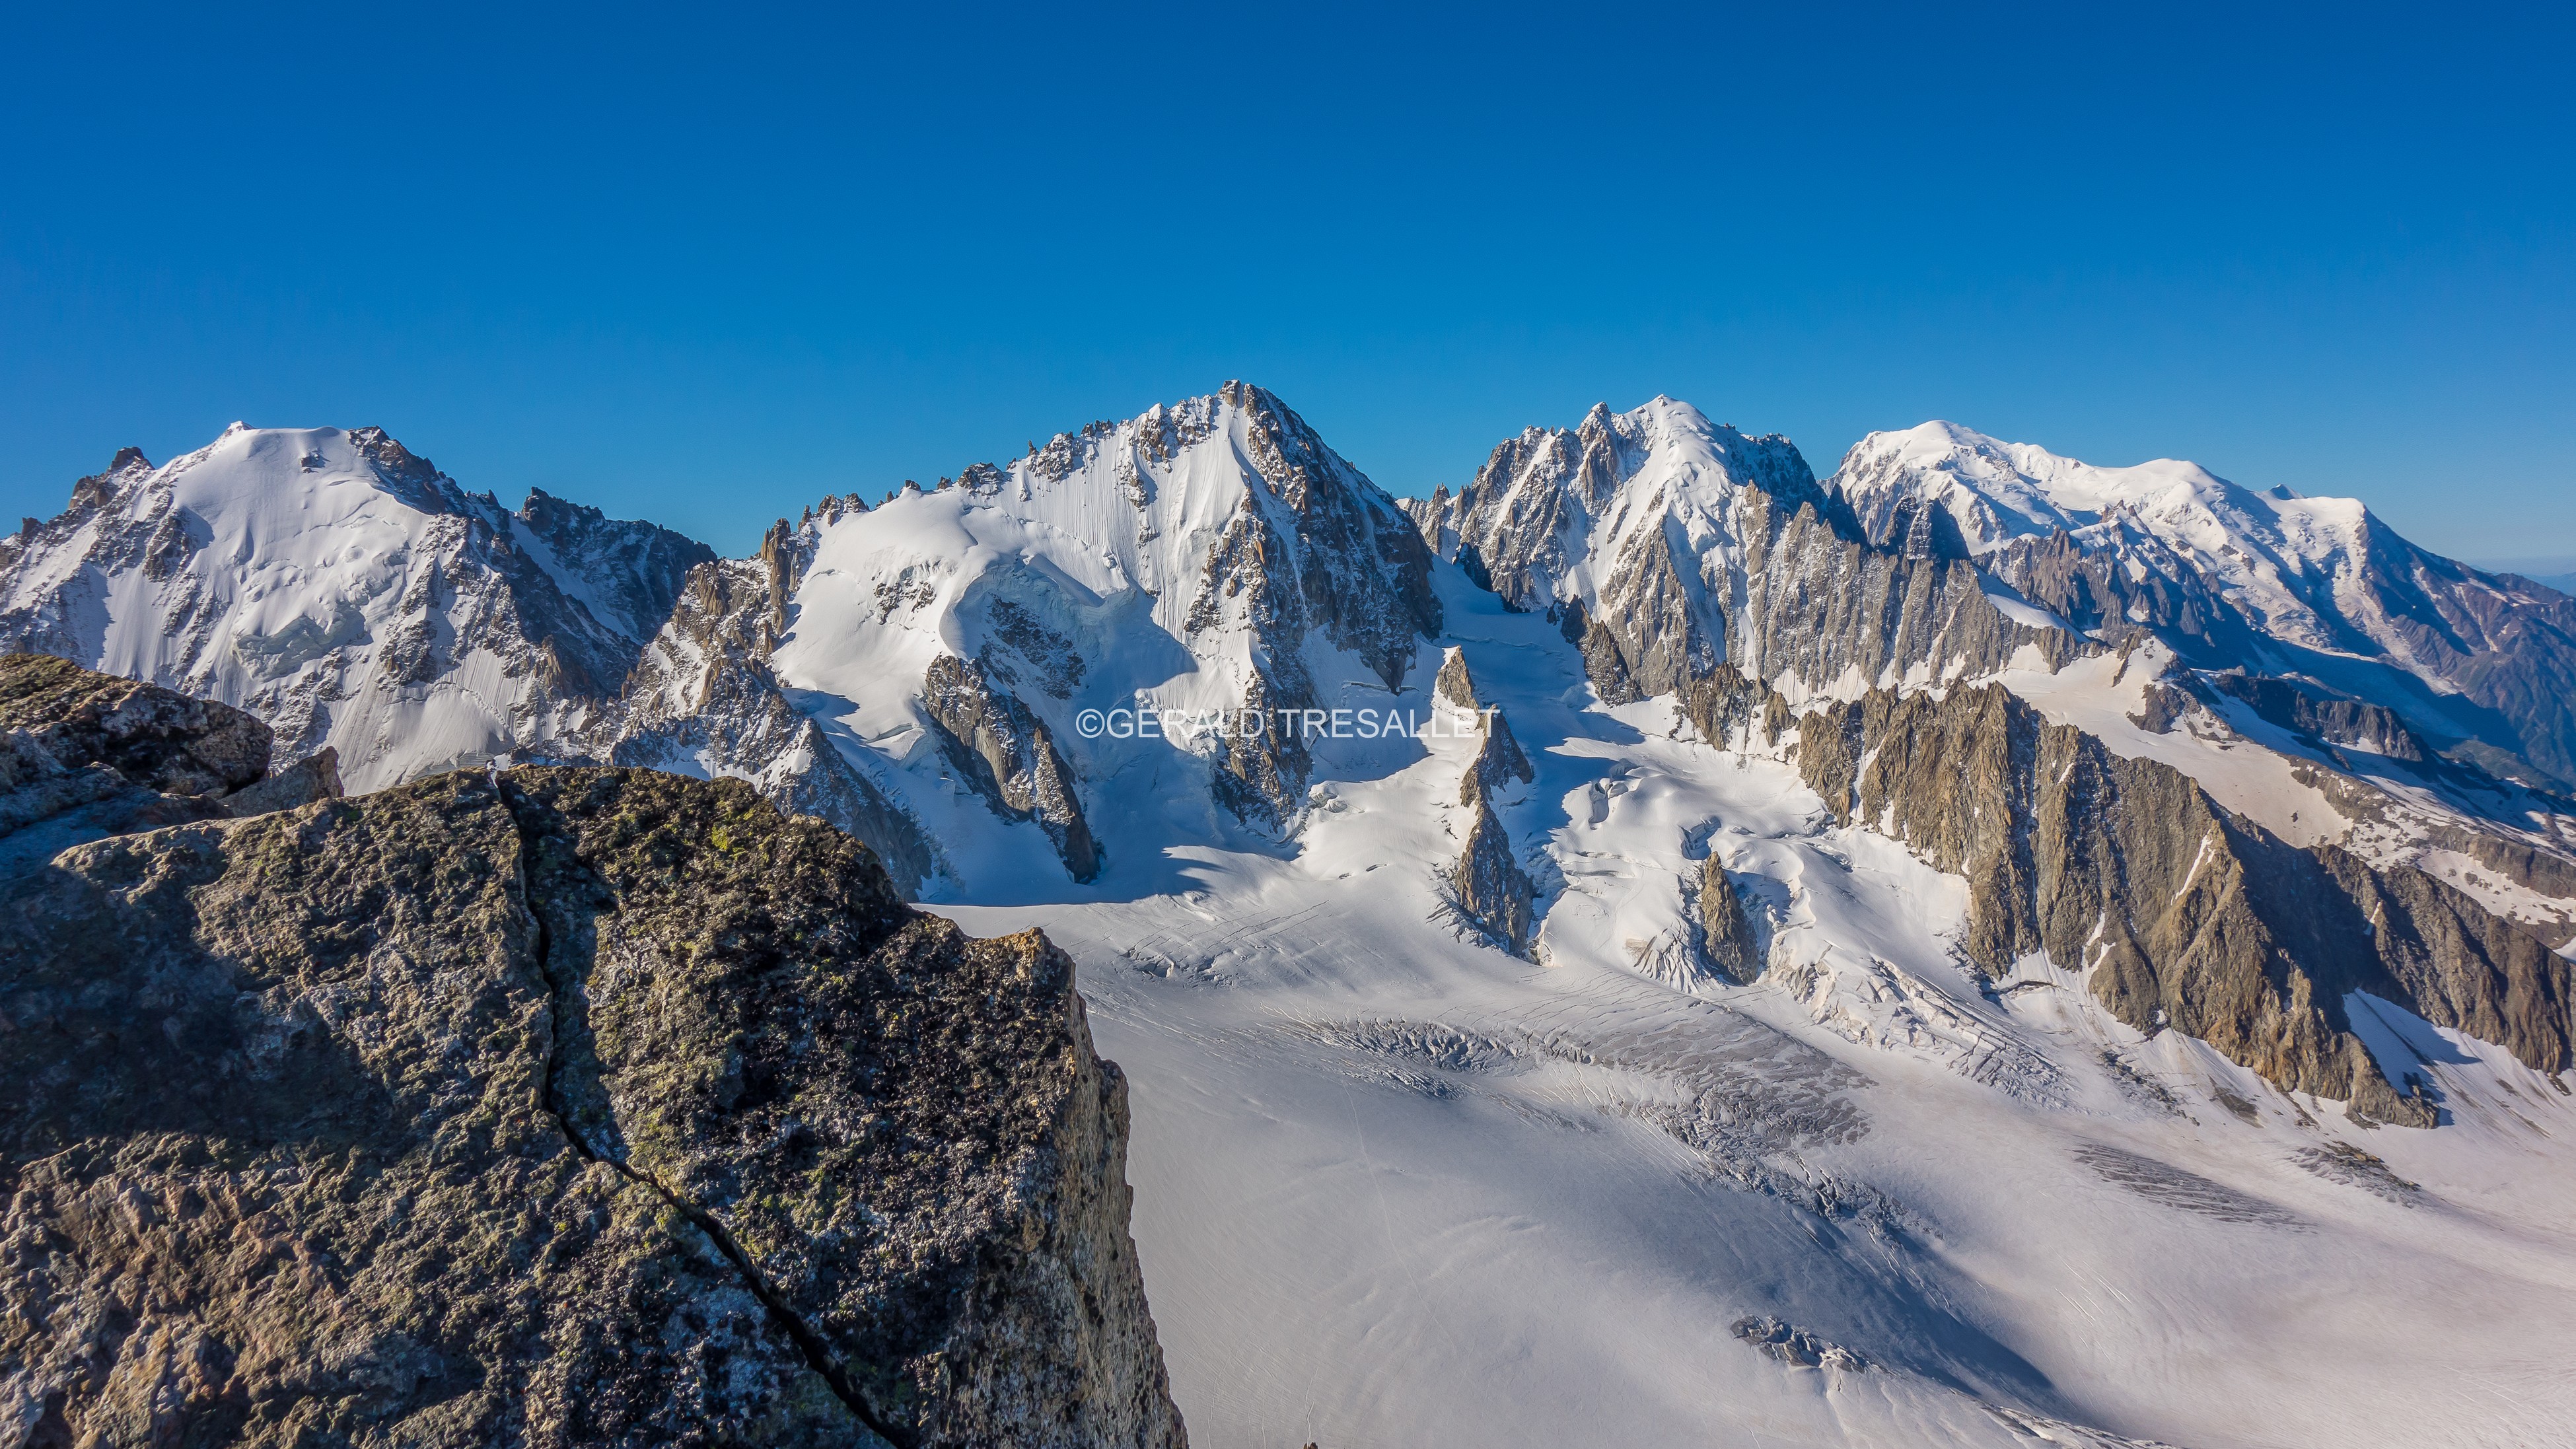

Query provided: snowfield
[9,395,2576,1447]
[930,574,2576,1449]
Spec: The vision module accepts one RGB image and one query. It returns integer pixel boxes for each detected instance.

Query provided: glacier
[5,387,2575,1447]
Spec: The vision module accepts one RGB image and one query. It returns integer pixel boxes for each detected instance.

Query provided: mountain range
[6,386,2574,1447]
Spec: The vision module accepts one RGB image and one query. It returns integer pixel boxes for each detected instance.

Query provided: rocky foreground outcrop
[0,653,341,872]
[0,653,271,797]
[0,665,1184,1446]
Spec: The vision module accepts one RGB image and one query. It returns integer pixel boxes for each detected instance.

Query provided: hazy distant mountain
[1830,422,2576,790]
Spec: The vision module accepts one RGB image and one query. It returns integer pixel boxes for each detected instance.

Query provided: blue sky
[4,2,2569,563]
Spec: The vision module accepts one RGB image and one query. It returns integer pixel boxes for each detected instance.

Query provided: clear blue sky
[5,2,2569,563]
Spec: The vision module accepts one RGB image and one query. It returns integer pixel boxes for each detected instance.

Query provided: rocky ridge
[1422,402,2576,1119]
[0,660,1186,1447]
[606,550,939,895]
[1682,663,2572,1122]
[7,395,2573,1136]
[723,382,1448,874]
[606,384,1446,888]
[1054,382,1443,831]
[1829,422,2576,790]
[0,394,1448,897]
[1434,649,1537,955]
[1406,399,2087,707]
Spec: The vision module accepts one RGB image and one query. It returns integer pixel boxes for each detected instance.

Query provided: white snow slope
[12,396,2576,1447]
[924,566,2576,1448]
[0,424,703,789]
[705,398,2576,1448]
[750,385,1435,888]
[1830,421,2573,719]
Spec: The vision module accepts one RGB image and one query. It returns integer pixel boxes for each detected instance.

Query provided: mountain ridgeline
[4,388,2573,1129]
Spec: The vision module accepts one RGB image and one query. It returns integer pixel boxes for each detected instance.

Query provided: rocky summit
[0,660,1183,1448]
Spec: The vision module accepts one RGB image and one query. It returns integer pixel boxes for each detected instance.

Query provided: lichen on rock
[0,764,1185,1447]
[0,651,269,798]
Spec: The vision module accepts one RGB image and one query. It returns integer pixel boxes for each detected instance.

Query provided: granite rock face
[217,747,345,820]
[1408,400,2086,709]
[1433,650,1534,807]
[1434,649,1538,956]
[2197,671,2429,763]
[1432,647,1482,711]
[1458,711,1533,808]
[921,654,1100,882]
[1695,857,1765,985]
[1787,681,2572,1122]
[0,765,1185,1447]
[1174,384,1443,830]
[0,652,270,798]
[608,556,938,896]
[1723,493,2087,699]
[1451,797,1534,957]
[0,654,343,874]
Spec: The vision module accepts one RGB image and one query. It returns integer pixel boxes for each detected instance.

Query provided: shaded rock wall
[2199,671,2429,763]
[1451,797,1534,957]
[1788,682,2571,1120]
[921,654,1100,882]
[1542,487,2085,709]
[1437,648,1537,956]
[1725,494,2089,698]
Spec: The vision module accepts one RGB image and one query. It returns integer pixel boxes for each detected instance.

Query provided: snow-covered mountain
[0,423,709,790]
[950,563,2576,1449]
[594,382,1442,894]
[7,390,2576,1447]
[1406,399,2574,1092]
[1403,399,2085,706]
[1830,421,2576,789]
